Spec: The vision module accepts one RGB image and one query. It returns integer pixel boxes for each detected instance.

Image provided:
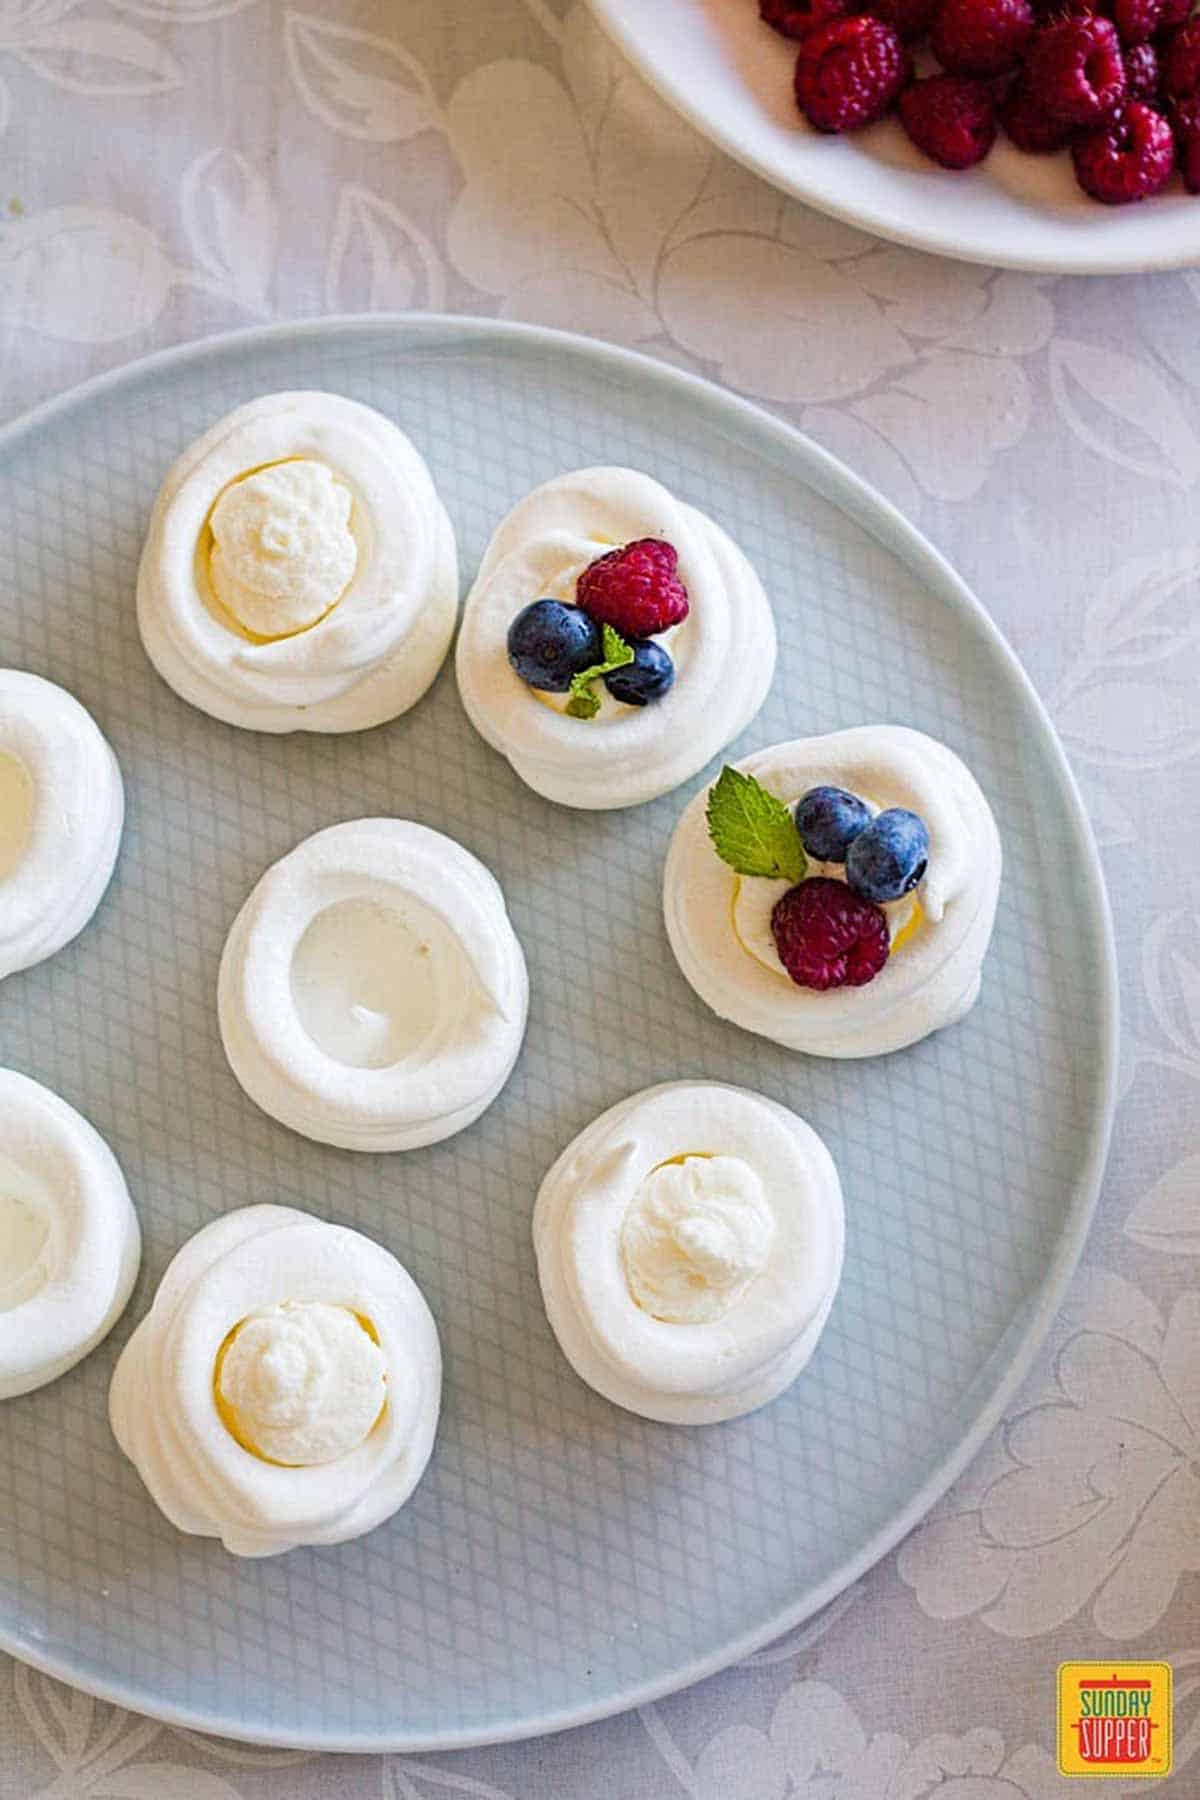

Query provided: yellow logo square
[1058,1663,1172,1777]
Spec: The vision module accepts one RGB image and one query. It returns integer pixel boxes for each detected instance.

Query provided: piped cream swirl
[214,1300,386,1466]
[209,460,357,639]
[620,1154,775,1326]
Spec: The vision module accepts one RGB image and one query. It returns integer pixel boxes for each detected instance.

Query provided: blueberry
[845,808,930,904]
[794,785,872,863]
[507,600,602,692]
[603,639,674,707]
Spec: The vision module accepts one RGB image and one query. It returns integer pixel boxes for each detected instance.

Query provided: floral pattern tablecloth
[2,0,1199,1794]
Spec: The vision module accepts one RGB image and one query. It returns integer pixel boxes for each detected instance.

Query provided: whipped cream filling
[534,1082,844,1424]
[215,1300,387,1465]
[110,1205,441,1557]
[620,1154,774,1325]
[664,727,1002,1059]
[137,391,458,734]
[0,1068,140,1401]
[209,460,357,639]
[218,819,529,1152]
[455,467,777,809]
[0,670,124,982]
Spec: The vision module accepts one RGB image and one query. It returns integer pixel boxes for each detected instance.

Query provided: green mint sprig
[705,765,807,884]
[565,623,635,720]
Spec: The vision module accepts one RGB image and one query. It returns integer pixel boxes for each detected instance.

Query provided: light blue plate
[0,317,1116,1752]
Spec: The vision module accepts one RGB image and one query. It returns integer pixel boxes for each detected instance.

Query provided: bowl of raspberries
[766,0,1200,204]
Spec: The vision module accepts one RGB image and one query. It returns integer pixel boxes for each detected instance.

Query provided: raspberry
[1000,70,1078,145]
[1181,128,1200,187]
[1158,0,1193,31]
[900,72,999,163]
[1072,98,1176,195]
[795,16,911,131]
[1171,91,1200,180]
[576,539,689,639]
[1123,38,1161,96]
[860,0,940,40]
[759,0,850,37]
[1170,89,1200,131]
[1109,0,1164,43]
[1027,15,1127,121]
[1031,0,1095,17]
[932,0,1035,73]
[1165,19,1200,99]
[771,878,890,991]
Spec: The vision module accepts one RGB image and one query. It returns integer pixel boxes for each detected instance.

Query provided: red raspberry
[1123,38,1161,96]
[794,16,911,131]
[1107,0,1163,42]
[1181,128,1200,187]
[1000,70,1079,145]
[1170,90,1200,180]
[575,539,689,639]
[1027,15,1127,121]
[1165,19,1200,99]
[1170,88,1200,130]
[931,0,1035,74]
[861,0,940,41]
[771,878,890,990]
[1031,0,1095,17]
[759,0,850,37]
[900,72,999,162]
[1158,0,1193,31]
[1072,98,1176,195]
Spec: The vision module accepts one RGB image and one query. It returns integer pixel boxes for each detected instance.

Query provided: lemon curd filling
[213,1300,387,1467]
[203,457,359,643]
[650,1150,715,1170]
[890,894,925,953]
[0,750,35,884]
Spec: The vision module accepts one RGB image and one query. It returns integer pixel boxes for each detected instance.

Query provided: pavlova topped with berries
[455,467,776,809]
[664,726,1001,1057]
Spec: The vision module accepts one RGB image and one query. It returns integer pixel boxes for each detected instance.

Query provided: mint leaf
[706,765,807,883]
[565,623,635,720]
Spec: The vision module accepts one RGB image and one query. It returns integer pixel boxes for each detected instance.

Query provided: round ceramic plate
[588,0,1200,275]
[0,316,1116,1752]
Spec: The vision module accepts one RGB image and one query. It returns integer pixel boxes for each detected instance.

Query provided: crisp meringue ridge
[109,1204,441,1556]
[0,670,124,982]
[137,391,458,734]
[218,819,529,1152]
[664,726,1002,1058]
[455,466,776,809]
[533,1081,844,1424]
[0,1068,140,1401]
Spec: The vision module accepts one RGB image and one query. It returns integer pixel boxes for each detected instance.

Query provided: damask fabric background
[1,0,1199,1794]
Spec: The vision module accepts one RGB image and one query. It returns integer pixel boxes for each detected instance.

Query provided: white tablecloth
[2,1,1198,1793]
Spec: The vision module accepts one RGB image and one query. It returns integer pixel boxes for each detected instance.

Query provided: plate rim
[0,312,1119,1753]
[585,0,1200,277]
